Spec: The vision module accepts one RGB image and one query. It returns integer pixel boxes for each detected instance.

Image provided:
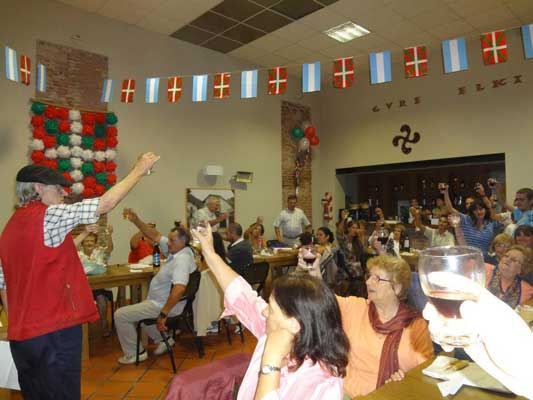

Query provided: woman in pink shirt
[192,224,350,400]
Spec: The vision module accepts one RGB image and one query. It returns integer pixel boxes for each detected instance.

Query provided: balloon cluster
[291,121,320,151]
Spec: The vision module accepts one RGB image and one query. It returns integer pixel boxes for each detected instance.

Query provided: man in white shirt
[195,196,227,232]
[273,195,312,246]
[411,207,455,247]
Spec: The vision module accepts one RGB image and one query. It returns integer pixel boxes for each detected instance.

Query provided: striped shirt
[459,213,501,255]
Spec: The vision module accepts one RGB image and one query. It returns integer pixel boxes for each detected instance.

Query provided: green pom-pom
[94,124,106,138]
[96,172,107,184]
[58,159,71,171]
[82,136,94,148]
[31,102,46,115]
[45,119,58,133]
[57,134,70,146]
[106,112,118,125]
[81,162,94,175]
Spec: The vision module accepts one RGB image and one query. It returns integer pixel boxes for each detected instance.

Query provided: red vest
[0,201,99,340]
[128,238,153,263]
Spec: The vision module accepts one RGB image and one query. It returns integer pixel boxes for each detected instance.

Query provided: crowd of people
[0,160,532,399]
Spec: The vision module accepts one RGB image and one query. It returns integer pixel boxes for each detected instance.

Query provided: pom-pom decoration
[57,134,70,146]
[58,159,71,171]
[81,112,95,125]
[94,151,106,162]
[71,146,83,158]
[30,139,44,151]
[105,161,117,172]
[44,148,58,159]
[106,126,118,137]
[58,120,70,133]
[42,159,58,170]
[44,106,57,119]
[95,172,107,184]
[43,136,57,148]
[82,187,95,198]
[31,150,45,163]
[57,108,69,120]
[107,174,117,185]
[57,145,71,158]
[31,102,46,115]
[81,162,94,176]
[106,112,118,125]
[69,134,82,147]
[70,157,82,169]
[93,161,105,173]
[45,119,58,134]
[61,172,73,183]
[94,124,106,138]
[81,149,94,161]
[83,175,96,188]
[94,184,106,196]
[33,127,46,139]
[69,109,81,121]
[71,121,82,134]
[72,182,84,194]
[95,113,106,124]
[82,125,94,136]
[70,169,83,182]
[105,149,117,160]
[31,115,45,127]
[94,138,106,151]
[82,136,94,149]
[106,137,118,148]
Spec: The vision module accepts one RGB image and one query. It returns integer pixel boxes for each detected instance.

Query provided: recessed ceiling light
[324,21,370,43]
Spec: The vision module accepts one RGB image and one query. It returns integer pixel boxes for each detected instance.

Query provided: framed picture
[186,188,235,231]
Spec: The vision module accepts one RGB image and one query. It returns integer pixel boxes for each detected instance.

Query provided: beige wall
[0,0,319,262]
[313,28,533,226]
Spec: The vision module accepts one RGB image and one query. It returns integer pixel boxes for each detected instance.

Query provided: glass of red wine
[301,245,318,270]
[418,246,485,347]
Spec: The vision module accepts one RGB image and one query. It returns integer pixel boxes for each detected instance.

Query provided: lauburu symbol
[393,124,420,154]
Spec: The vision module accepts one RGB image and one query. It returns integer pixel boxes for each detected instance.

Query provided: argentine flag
[5,46,18,82]
[36,63,46,92]
[521,24,533,59]
[101,79,114,103]
[442,38,468,74]
[145,77,160,103]
[369,51,391,84]
[302,62,320,93]
[241,70,258,99]
[192,74,208,102]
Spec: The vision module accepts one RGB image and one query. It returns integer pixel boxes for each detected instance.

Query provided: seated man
[116,209,197,364]
[226,223,253,277]
[411,207,455,247]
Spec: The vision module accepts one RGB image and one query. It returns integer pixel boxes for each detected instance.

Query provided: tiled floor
[11,323,257,400]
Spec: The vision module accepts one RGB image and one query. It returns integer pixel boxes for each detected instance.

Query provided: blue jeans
[10,324,82,400]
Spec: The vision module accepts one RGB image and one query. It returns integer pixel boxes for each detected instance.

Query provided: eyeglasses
[365,273,393,284]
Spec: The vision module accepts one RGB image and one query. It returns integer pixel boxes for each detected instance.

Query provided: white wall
[0,0,319,262]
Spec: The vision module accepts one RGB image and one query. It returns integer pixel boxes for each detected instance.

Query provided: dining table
[253,250,299,299]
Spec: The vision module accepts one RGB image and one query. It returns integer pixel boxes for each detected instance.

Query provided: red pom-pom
[33,127,46,139]
[106,126,118,137]
[82,188,95,198]
[93,161,105,173]
[63,186,71,194]
[81,112,95,125]
[43,159,58,170]
[107,174,117,185]
[58,120,70,133]
[44,106,57,119]
[95,113,106,124]
[309,135,320,146]
[31,115,45,127]
[43,136,57,148]
[57,108,69,120]
[93,139,106,151]
[83,176,96,188]
[61,172,73,182]
[105,161,117,172]
[31,150,45,163]
[106,136,118,148]
[82,125,94,136]
[94,184,106,196]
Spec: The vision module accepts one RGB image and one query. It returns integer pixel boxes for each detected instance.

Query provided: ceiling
[57,0,533,70]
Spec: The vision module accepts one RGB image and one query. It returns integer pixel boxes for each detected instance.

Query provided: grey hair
[16,181,40,206]
[205,195,219,204]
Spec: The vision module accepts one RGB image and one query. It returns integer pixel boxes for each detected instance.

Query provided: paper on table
[423,356,511,396]
[128,263,153,270]
[0,341,20,390]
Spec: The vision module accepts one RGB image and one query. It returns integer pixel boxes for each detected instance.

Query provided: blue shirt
[460,214,501,255]
[513,209,533,227]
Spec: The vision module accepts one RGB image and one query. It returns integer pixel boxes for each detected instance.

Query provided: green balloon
[58,159,71,171]
[106,112,118,125]
[94,124,106,138]
[57,134,70,146]
[81,162,94,175]
[95,172,107,184]
[82,136,94,149]
[291,127,304,139]
[31,102,46,115]
[45,119,58,133]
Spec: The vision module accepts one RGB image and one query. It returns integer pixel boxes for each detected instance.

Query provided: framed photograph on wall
[186,188,235,231]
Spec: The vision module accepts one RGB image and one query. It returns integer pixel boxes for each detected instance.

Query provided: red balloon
[309,135,320,146]
[304,126,316,139]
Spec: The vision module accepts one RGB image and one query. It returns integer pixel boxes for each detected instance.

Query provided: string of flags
[4,24,533,103]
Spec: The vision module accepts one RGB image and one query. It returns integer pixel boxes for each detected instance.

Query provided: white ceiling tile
[252,53,291,68]
[318,44,358,59]
[464,6,518,29]
[298,8,350,31]
[504,0,533,17]
[407,6,462,31]
[297,33,340,51]
[274,44,316,62]
[347,34,401,52]
[98,0,161,24]
[228,44,265,60]
[56,0,109,13]
[426,19,476,40]
[136,15,185,35]
[447,0,506,18]
[248,33,287,52]
[386,0,446,19]
[348,8,404,31]
[473,17,523,33]
[329,0,390,15]
[272,21,317,43]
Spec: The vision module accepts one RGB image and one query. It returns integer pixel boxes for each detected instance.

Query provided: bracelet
[260,365,281,375]
[158,311,167,319]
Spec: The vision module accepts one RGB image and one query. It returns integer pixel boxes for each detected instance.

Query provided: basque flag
[192,74,208,102]
[20,55,31,85]
[302,62,320,93]
[145,77,160,103]
[521,24,533,59]
[5,46,19,82]
[167,76,182,103]
[101,79,114,103]
[369,51,391,84]
[442,38,468,74]
[241,70,258,99]
[36,63,46,92]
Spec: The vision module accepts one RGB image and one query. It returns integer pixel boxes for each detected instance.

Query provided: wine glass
[301,245,317,270]
[191,221,207,247]
[449,214,461,228]
[418,246,485,347]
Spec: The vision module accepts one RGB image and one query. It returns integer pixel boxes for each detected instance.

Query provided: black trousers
[10,324,82,400]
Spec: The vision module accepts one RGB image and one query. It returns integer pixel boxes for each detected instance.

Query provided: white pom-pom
[71,146,83,157]
[69,110,81,121]
[30,139,44,150]
[72,182,84,194]
[82,149,94,161]
[70,134,82,146]
[94,151,106,162]
[44,148,58,159]
[105,149,117,160]
[70,157,82,169]
[70,169,83,182]
[57,145,71,158]
[71,121,82,134]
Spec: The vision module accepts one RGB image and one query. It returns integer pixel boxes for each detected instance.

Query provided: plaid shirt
[0,198,100,289]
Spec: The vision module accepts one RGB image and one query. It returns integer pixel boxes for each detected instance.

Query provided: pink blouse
[222,276,344,400]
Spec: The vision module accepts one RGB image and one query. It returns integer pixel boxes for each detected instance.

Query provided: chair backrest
[243,262,269,295]
[182,269,201,302]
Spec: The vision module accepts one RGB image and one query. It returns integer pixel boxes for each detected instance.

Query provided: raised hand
[133,152,160,176]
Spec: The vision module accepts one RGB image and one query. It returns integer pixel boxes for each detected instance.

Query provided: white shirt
[195,207,219,231]
[273,207,310,239]
[423,227,455,247]
[77,247,109,265]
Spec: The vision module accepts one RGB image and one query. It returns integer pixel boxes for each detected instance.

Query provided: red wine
[377,237,388,246]
[427,291,477,319]
[303,256,316,266]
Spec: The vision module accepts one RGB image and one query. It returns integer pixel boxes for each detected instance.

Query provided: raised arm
[411,207,426,232]
[475,183,502,222]
[104,225,114,255]
[492,179,514,213]
[73,224,99,247]
[440,183,460,215]
[123,208,162,244]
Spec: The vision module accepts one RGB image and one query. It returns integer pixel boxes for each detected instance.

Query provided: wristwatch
[260,365,281,375]
[158,311,167,319]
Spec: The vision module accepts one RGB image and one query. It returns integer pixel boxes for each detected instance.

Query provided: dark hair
[467,199,490,226]
[514,225,532,238]
[317,227,334,243]
[212,232,226,259]
[516,188,532,201]
[228,223,243,236]
[345,220,364,259]
[287,194,298,201]
[299,232,313,246]
[272,273,349,377]
[171,226,190,246]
